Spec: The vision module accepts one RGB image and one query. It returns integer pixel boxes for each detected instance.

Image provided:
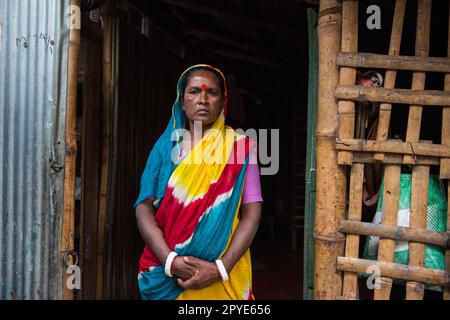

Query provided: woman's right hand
[171,256,198,281]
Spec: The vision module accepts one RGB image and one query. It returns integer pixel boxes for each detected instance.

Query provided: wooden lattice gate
[314,0,450,300]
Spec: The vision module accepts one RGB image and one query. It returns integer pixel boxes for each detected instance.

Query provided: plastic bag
[362,173,448,289]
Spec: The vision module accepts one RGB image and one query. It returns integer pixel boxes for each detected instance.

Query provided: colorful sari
[134,65,255,300]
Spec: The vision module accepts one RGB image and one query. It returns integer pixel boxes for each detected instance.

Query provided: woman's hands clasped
[171,256,221,290]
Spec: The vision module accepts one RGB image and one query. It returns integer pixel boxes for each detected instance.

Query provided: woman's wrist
[164,251,178,277]
[215,259,229,281]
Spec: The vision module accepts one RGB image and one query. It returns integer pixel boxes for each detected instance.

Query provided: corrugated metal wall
[0,0,70,299]
[103,19,187,299]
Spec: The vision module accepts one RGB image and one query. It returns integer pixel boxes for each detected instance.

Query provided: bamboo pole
[404,0,432,164]
[444,2,450,300]
[338,152,440,166]
[374,155,401,300]
[335,86,450,106]
[404,2,431,297]
[314,0,346,300]
[406,166,430,299]
[337,257,449,286]
[337,0,358,164]
[96,0,113,300]
[336,139,450,158]
[61,0,81,300]
[342,163,364,299]
[336,52,450,73]
[338,220,450,249]
[369,0,406,163]
[442,3,450,180]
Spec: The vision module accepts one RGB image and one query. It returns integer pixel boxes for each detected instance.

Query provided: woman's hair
[180,66,226,98]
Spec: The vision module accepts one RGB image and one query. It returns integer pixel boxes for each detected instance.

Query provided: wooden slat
[373,0,406,161]
[335,85,450,106]
[336,139,450,158]
[337,257,449,286]
[406,166,430,300]
[342,163,364,299]
[441,0,450,180]
[374,157,401,300]
[338,152,440,165]
[61,0,81,301]
[404,0,432,164]
[336,53,450,73]
[444,1,450,301]
[337,0,358,164]
[337,220,450,249]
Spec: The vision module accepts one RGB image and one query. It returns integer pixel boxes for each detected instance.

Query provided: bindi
[201,84,207,92]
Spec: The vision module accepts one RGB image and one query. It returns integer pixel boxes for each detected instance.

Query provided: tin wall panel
[0,0,70,300]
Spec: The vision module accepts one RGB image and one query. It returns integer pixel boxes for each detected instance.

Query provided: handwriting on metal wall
[16,33,55,54]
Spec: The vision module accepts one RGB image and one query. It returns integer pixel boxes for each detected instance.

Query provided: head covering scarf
[135,65,255,300]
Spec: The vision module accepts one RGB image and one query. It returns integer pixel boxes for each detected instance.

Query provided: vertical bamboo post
[337,0,358,165]
[314,0,346,299]
[443,2,450,301]
[339,0,359,299]
[406,165,430,300]
[373,0,406,161]
[373,155,401,300]
[402,0,431,299]
[62,0,81,300]
[96,0,113,300]
[342,163,364,299]
[403,0,432,164]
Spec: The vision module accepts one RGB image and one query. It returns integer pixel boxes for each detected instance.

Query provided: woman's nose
[200,91,208,103]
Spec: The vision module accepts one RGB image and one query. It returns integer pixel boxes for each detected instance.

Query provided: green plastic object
[363,173,448,289]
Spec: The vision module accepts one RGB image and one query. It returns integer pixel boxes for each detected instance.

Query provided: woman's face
[182,69,225,128]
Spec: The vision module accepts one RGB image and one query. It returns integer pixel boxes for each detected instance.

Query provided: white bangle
[215,259,229,282]
[164,251,178,277]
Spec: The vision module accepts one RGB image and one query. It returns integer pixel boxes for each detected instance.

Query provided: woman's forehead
[186,70,221,87]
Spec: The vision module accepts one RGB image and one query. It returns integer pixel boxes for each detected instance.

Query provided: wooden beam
[336,52,450,73]
[374,156,401,299]
[441,0,450,179]
[62,0,81,301]
[338,220,450,248]
[336,139,450,158]
[337,0,358,165]
[406,165,430,299]
[314,0,346,300]
[444,0,450,301]
[335,85,450,106]
[373,0,406,162]
[404,0,432,164]
[338,151,440,166]
[337,257,449,287]
[342,163,364,299]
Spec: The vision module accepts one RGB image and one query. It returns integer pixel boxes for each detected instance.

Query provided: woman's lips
[196,109,210,115]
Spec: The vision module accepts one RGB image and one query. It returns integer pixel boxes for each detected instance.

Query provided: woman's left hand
[176,256,220,290]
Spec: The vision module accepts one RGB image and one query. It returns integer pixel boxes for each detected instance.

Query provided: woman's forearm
[135,200,171,265]
[221,202,262,274]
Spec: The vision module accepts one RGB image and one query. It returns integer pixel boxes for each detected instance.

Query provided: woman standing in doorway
[134,65,263,300]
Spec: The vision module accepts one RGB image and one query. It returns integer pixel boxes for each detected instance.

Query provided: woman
[134,64,263,300]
